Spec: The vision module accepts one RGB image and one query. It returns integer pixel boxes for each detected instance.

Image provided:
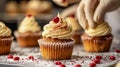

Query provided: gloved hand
[52,0,80,7]
[77,0,120,29]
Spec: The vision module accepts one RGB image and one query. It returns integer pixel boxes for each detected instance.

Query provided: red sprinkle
[115,50,120,53]
[52,17,59,23]
[93,59,100,64]
[59,64,66,67]
[55,61,62,65]
[27,14,32,17]
[109,56,116,60]
[74,64,81,67]
[96,56,102,59]
[89,63,96,67]
[7,54,13,59]
[28,56,34,60]
[13,56,20,61]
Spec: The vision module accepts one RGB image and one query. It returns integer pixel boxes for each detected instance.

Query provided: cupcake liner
[81,34,113,53]
[14,31,41,47]
[38,39,75,60]
[0,37,13,55]
[72,31,82,45]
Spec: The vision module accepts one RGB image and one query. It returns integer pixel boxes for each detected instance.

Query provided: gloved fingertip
[94,14,100,22]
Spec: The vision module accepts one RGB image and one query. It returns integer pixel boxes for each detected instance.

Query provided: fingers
[84,0,97,28]
[94,0,108,22]
[77,1,88,29]
[94,0,120,22]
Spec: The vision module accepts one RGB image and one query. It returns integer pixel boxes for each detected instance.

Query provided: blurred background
[0,0,78,36]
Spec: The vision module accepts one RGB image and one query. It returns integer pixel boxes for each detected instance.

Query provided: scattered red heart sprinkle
[55,61,62,65]
[109,56,116,60]
[74,64,81,67]
[13,56,20,61]
[52,17,59,23]
[115,50,120,53]
[93,59,100,64]
[59,64,66,67]
[27,14,32,17]
[89,63,96,67]
[7,54,13,59]
[28,56,34,60]
[96,56,102,59]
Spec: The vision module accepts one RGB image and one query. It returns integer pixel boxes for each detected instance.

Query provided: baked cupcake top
[0,22,12,37]
[65,17,81,31]
[85,21,111,37]
[18,14,41,33]
[42,14,73,39]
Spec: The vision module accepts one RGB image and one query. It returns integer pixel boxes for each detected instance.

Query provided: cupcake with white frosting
[0,22,13,54]
[65,17,82,44]
[14,14,41,47]
[38,14,75,60]
[81,21,113,52]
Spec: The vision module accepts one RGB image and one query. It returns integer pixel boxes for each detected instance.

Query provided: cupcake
[65,17,82,44]
[14,14,41,47]
[5,1,19,16]
[81,21,113,52]
[38,14,75,60]
[26,0,52,16]
[0,22,13,55]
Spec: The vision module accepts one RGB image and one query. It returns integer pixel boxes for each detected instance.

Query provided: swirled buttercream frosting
[65,17,81,31]
[0,22,12,36]
[85,21,111,37]
[42,14,73,39]
[18,14,41,33]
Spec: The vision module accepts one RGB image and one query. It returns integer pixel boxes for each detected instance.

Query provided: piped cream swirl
[65,17,81,31]
[42,14,73,39]
[85,21,111,37]
[0,22,11,36]
[18,15,41,33]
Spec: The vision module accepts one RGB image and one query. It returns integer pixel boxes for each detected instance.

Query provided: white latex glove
[77,0,120,29]
[52,0,80,7]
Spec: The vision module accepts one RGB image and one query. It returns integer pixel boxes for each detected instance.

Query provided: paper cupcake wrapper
[0,37,13,55]
[14,31,41,47]
[81,34,113,53]
[38,39,75,60]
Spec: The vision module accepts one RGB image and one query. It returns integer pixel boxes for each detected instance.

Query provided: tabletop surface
[0,41,120,67]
